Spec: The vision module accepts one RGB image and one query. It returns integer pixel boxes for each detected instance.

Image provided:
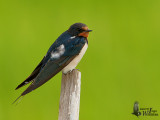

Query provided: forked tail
[12,95,24,105]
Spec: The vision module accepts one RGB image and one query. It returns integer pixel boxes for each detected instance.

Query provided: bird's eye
[77,28,81,31]
[77,28,84,32]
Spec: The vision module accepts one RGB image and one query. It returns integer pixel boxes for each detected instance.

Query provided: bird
[13,23,92,103]
[132,101,141,117]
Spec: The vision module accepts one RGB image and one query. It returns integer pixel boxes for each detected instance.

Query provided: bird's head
[68,23,92,37]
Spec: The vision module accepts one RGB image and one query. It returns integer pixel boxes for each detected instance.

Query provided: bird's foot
[68,70,73,73]
[63,69,80,75]
[63,70,73,75]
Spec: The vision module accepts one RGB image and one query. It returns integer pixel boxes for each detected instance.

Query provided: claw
[75,69,80,71]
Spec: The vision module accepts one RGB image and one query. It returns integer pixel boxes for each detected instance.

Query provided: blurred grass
[0,0,160,120]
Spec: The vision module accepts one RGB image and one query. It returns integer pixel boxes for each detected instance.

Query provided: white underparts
[62,43,88,74]
[51,44,65,59]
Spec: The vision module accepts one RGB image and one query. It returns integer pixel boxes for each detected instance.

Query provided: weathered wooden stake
[58,69,81,120]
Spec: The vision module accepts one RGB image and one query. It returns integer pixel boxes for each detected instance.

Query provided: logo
[132,101,158,117]
[132,101,141,117]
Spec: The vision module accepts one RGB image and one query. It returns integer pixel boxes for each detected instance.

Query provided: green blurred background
[0,0,160,120]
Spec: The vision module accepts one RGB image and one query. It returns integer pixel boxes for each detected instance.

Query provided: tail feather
[15,57,45,90]
[12,95,24,105]
[15,80,33,90]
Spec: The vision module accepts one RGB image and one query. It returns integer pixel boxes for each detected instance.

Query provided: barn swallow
[14,23,92,103]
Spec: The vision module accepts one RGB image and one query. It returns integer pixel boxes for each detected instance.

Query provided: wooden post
[58,69,81,120]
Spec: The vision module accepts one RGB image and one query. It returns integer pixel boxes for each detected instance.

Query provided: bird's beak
[85,29,92,32]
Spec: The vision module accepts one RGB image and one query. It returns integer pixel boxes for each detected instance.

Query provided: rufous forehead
[82,26,88,31]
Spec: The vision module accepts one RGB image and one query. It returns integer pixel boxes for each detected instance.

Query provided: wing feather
[15,57,45,90]
[15,35,87,98]
[21,56,76,96]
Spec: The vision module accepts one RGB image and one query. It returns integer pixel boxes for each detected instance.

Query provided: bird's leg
[68,70,73,73]
[63,70,73,75]
[64,69,80,75]
[67,69,79,74]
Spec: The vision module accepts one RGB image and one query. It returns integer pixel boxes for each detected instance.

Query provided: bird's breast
[62,43,88,74]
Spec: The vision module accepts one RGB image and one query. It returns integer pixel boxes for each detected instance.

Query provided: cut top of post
[58,69,81,120]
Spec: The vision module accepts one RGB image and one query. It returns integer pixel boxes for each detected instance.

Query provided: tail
[12,95,24,105]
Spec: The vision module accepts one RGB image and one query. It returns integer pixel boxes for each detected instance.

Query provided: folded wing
[16,36,87,96]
